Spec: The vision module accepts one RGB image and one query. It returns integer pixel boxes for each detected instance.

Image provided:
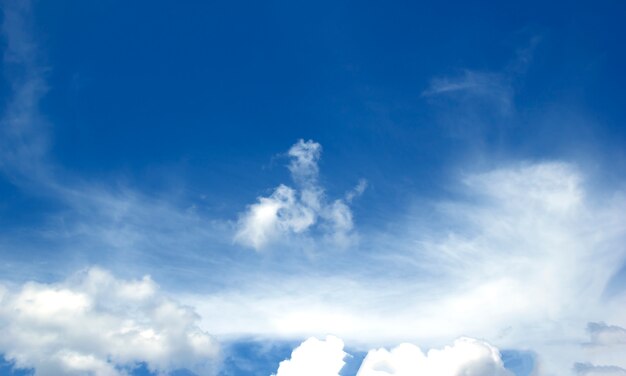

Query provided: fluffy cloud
[0,268,218,376]
[356,337,512,376]
[272,336,512,376]
[235,140,363,250]
[273,336,347,376]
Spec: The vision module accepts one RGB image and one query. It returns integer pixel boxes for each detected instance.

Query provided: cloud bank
[272,336,512,376]
[0,268,218,376]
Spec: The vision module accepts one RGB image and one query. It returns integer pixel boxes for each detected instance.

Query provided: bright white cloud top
[273,336,347,376]
[270,335,521,376]
[272,336,513,376]
[356,338,512,376]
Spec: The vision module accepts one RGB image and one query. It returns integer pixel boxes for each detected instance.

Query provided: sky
[1,0,626,375]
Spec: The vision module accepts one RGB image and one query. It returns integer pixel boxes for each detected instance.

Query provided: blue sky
[1,1,626,375]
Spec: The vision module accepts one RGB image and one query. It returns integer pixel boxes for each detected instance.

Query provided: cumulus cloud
[0,268,218,376]
[235,139,364,250]
[272,336,512,376]
[356,337,512,376]
[273,336,347,376]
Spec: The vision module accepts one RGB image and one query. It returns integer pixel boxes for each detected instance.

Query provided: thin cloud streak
[422,70,513,115]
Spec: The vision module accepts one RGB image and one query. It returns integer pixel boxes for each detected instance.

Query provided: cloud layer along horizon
[0,268,218,376]
[272,335,514,376]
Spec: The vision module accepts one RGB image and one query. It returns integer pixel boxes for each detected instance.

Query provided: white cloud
[356,337,512,376]
[234,184,315,250]
[235,139,364,250]
[272,336,512,376]
[273,336,347,376]
[193,161,626,375]
[287,139,322,186]
[419,42,540,138]
[0,268,218,376]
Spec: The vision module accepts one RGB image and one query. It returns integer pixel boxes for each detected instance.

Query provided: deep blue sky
[15,0,626,219]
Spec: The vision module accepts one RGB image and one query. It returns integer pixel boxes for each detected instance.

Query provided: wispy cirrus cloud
[422,70,514,116]
[421,37,540,140]
[0,0,239,287]
[0,0,51,183]
[423,69,511,98]
[422,37,540,107]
